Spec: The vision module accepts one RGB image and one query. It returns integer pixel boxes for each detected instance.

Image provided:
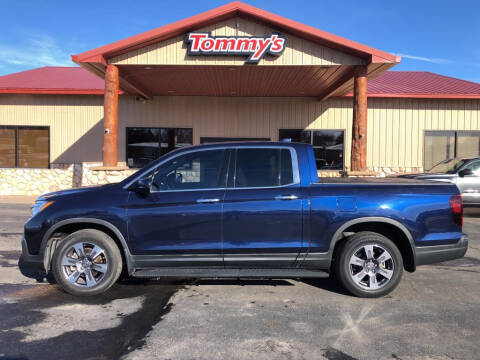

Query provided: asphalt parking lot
[0,202,479,360]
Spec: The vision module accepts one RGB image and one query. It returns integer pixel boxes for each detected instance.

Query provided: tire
[334,231,403,298]
[51,229,123,296]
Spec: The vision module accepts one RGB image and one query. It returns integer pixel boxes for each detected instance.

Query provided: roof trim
[0,88,105,95]
[3,89,477,99]
[72,1,399,64]
[341,93,480,99]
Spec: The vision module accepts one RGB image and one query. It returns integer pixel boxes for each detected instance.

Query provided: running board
[132,267,329,279]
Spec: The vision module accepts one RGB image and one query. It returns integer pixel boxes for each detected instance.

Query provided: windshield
[427,158,466,174]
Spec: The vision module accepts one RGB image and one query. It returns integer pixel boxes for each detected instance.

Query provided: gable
[109,17,365,66]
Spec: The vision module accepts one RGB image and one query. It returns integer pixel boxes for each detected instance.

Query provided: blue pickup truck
[22,142,468,297]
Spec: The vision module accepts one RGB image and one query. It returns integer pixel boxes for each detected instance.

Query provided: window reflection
[424,131,480,170]
[279,129,344,170]
[0,126,49,168]
[127,127,193,168]
[0,128,16,167]
[312,130,344,170]
[18,128,49,168]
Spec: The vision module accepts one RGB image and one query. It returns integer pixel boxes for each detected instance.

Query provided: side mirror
[134,177,151,196]
[458,168,474,177]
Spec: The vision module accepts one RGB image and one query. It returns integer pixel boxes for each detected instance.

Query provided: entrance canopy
[71,1,401,170]
[72,1,400,100]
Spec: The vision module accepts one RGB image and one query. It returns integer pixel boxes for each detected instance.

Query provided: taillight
[450,194,463,228]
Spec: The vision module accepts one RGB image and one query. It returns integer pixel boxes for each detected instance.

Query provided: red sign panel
[185,32,287,64]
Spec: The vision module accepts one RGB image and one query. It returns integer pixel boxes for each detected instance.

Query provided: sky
[1,0,479,82]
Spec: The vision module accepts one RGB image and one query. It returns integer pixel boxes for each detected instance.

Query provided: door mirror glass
[458,168,474,177]
[134,177,151,196]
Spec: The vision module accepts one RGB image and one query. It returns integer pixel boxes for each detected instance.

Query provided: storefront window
[0,126,49,168]
[126,127,193,168]
[0,128,16,168]
[312,130,344,170]
[279,129,344,170]
[424,131,480,170]
[277,129,311,144]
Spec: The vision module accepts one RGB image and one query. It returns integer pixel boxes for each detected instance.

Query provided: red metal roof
[351,71,480,99]
[1,66,479,99]
[0,66,106,95]
[71,1,399,65]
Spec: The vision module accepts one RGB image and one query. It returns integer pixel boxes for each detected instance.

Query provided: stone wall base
[0,163,137,196]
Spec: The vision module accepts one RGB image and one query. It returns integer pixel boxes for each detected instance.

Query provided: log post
[351,65,368,171]
[103,64,119,167]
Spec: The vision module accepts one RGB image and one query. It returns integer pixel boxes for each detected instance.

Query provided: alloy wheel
[348,244,395,290]
[61,242,108,288]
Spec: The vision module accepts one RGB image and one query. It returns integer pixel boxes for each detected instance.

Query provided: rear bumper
[415,235,468,266]
[21,236,44,270]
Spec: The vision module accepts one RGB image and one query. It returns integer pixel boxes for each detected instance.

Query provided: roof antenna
[281,138,292,142]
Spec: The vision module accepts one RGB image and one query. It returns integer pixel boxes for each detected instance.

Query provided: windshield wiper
[428,158,453,171]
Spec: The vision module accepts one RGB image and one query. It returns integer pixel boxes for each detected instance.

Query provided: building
[1,1,480,195]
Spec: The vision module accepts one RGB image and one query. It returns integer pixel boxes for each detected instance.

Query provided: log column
[351,65,368,171]
[103,64,119,167]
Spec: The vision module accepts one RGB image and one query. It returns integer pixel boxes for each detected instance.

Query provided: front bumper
[21,236,44,270]
[416,235,468,266]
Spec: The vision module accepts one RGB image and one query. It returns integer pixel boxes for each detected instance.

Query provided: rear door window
[233,148,294,188]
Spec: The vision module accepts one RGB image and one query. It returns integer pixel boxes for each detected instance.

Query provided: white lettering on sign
[185,32,287,64]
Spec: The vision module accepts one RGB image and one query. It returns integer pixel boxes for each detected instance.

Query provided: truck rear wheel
[51,229,123,296]
[335,231,403,298]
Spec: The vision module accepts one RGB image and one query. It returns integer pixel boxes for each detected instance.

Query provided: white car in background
[398,158,480,207]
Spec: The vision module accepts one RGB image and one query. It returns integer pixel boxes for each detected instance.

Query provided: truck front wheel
[334,231,403,298]
[51,229,123,296]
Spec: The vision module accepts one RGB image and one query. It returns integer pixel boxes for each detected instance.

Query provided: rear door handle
[196,198,221,204]
[275,194,298,200]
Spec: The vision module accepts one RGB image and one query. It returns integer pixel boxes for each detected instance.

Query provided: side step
[132,267,329,279]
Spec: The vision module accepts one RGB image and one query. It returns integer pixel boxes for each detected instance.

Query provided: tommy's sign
[185,32,287,64]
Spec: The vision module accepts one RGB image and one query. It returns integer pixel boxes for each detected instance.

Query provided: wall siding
[1,95,479,169]
[0,94,104,164]
[109,17,364,66]
[367,98,480,169]
[116,96,354,166]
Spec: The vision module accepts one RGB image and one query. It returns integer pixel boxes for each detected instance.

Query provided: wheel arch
[330,217,416,272]
[41,218,135,275]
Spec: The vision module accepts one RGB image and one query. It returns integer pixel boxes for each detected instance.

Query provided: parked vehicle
[398,157,480,206]
[22,142,468,297]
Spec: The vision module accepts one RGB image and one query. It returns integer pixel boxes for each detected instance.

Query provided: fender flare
[328,216,416,270]
[40,217,135,274]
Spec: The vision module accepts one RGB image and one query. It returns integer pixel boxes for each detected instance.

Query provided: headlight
[31,198,54,218]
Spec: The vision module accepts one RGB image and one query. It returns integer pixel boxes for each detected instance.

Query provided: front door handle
[196,198,221,204]
[275,194,298,200]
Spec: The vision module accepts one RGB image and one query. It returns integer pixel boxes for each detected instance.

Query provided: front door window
[151,149,227,191]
